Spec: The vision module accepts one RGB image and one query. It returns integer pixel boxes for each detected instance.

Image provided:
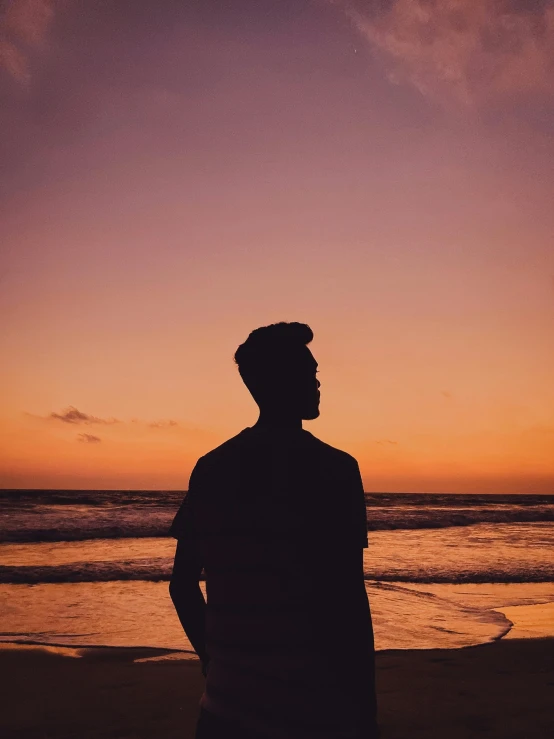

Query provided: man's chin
[302,407,320,420]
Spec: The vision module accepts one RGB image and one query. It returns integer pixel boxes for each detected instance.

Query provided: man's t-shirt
[169,425,375,739]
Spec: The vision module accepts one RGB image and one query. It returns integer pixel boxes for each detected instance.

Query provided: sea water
[1,490,553,658]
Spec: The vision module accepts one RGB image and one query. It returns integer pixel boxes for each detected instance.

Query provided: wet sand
[1,639,553,738]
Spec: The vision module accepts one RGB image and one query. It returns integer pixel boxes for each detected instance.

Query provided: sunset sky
[1,0,553,493]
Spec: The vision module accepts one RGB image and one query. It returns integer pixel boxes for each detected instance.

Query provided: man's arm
[349,456,369,550]
[168,457,210,673]
[345,457,379,737]
[169,535,209,675]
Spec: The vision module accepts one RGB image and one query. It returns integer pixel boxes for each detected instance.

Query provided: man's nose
[317,380,321,389]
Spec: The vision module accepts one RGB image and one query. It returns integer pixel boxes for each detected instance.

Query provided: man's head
[234,322,320,420]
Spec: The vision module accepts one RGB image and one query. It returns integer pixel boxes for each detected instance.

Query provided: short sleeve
[350,458,369,549]
[168,456,205,540]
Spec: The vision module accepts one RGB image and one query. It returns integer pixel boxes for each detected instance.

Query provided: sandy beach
[2,638,553,738]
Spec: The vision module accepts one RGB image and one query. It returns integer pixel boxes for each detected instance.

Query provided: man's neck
[252,412,303,431]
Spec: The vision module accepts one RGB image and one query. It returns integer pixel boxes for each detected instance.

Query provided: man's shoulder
[303,431,358,468]
[197,428,358,471]
[196,429,251,468]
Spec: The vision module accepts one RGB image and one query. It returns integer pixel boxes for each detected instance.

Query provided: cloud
[28,407,213,438]
[376,439,398,445]
[328,0,554,106]
[42,409,181,429]
[76,433,101,444]
[0,38,28,83]
[49,406,120,425]
[147,420,179,429]
[0,0,61,85]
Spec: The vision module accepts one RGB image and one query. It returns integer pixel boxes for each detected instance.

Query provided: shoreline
[2,594,549,660]
[2,637,553,738]
[0,625,516,661]
[0,640,197,660]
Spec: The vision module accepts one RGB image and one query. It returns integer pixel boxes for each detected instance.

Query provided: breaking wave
[1,491,552,544]
[2,559,554,585]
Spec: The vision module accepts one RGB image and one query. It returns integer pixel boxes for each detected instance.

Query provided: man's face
[296,347,320,420]
[267,346,320,420]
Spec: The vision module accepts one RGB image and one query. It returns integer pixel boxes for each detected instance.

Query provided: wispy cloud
[328,0,554,106]
[49,407,120,426]
[147,420,179,429]
[0,0,61,85]
[376,439,398,445]
[27,407,215,439]
[40,408,182,429]
[76,433,101,444]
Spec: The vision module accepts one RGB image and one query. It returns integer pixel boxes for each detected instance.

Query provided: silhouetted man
[169,322,379,738]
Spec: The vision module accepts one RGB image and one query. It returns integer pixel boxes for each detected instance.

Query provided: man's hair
[234,322,314,393]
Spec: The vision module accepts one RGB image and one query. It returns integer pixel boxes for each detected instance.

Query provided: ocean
[1,490,553,660]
